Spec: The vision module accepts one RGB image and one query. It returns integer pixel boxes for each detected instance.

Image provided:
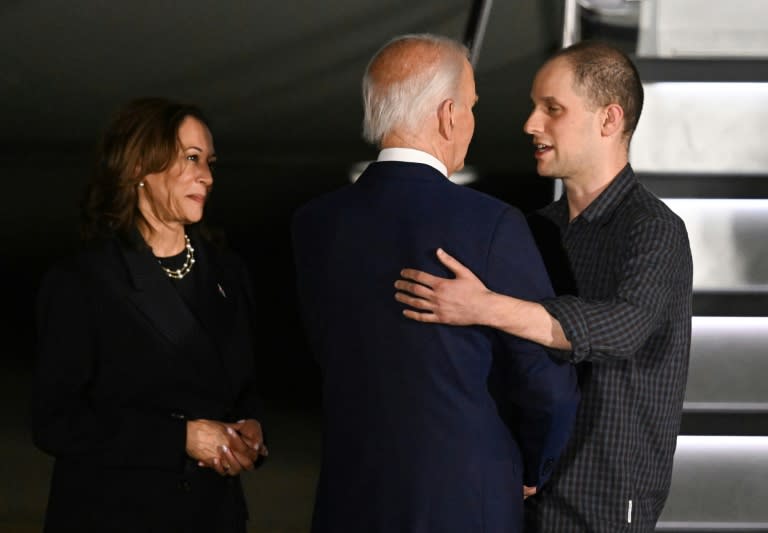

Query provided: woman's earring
[138,182,145,188]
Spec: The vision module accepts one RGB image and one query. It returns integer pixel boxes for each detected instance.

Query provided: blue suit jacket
[292,161,579,533]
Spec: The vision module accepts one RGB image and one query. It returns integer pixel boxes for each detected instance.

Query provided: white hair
[362,33,470,146]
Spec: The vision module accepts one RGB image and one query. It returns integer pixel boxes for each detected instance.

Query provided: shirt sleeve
[541,215,691,363]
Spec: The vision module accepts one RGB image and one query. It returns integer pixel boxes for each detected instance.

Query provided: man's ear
[601,103,624,137]
[438,98,454,139]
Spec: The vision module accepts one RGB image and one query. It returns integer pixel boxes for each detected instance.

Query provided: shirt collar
[377,147,448,177]
[569,163,637,223]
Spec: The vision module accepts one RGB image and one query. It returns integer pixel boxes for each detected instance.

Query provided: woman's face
[139,116,216,228]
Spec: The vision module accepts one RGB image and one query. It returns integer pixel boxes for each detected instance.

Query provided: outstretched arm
[394,247,571,350]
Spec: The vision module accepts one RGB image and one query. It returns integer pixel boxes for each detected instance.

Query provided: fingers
[225,427,255,465]
[239,434,266,458]
[226,421,269,468]
[210,455,229,476]
[242,420,268,457]
[226,427,258,461]
[402,308,439,323]
[220,444,253,474]
[259,443,269,457]
[434,247,466,275]
[198,441,257,476]
[394,289,440,323]
[234,419,264,452]
[398,268,440,287]
[394,284,435,309]
[394,280,441,322]
[398,248,471,286]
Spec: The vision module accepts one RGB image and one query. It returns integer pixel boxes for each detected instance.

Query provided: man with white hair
[292,33,579,533]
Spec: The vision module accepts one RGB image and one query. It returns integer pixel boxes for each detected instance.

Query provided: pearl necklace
[159,234,195,279]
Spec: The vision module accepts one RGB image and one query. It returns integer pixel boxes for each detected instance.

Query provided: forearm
[482,292,571,350]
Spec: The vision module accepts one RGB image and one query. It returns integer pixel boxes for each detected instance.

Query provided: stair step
[636,0,768,59]
[630,82,768,175]
[656,521,768,532]
[639,173,768,199]
[684,316,768,409]
[661,199,768,293]
[634,58,768,83]
[693,292,768,317]
[657,436,768,528]
[681,412,768,436]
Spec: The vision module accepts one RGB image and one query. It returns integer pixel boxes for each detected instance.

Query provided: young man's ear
[601,103,624,137]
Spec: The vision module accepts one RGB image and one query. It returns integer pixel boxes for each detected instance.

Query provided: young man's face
[523,57,604,182]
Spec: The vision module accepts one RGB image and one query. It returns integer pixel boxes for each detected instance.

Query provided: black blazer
[30,228,263,533]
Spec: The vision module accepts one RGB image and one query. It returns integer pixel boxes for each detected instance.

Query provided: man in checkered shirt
[395,40,693,532]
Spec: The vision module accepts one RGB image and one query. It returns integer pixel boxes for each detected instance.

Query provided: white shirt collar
[377,147,448,177]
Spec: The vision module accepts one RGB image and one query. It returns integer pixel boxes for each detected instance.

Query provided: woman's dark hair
[81,97,211,242]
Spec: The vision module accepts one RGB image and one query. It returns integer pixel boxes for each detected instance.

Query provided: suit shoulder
[36,244,113,308]
[449,183,523,217]
[294,185,352,217]
[41,242,112,281]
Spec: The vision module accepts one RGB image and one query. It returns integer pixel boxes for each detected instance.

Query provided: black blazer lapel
[188,237,238,357]
[119,240,201,349]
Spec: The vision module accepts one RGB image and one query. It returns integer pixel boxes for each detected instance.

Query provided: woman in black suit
[31,97,267,532]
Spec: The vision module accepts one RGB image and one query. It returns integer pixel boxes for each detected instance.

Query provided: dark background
[1,1,565,410]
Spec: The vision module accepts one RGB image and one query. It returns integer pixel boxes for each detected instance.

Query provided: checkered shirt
[524,165,693,533]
